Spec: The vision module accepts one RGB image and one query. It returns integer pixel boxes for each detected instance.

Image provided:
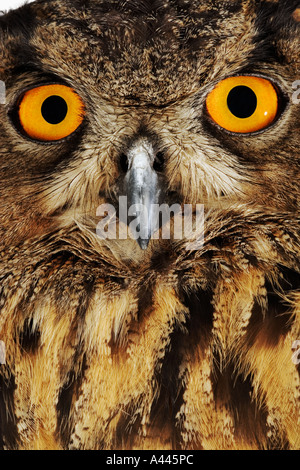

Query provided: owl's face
[0,0,299,257]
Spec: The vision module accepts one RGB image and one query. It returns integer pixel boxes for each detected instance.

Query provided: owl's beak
[124,138,163,250]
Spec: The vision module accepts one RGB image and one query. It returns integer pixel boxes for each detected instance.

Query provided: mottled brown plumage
[0,0,299,450]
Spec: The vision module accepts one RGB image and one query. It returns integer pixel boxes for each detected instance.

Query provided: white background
[1,0,35,12]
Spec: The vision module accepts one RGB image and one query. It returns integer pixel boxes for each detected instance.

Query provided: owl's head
[0,0,299,256]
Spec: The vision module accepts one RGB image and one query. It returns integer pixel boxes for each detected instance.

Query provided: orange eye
[206,76,279,133]
[18,84,85,141]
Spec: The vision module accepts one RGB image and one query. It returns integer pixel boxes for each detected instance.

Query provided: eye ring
[16,84,85,142]
[206,76,280,134]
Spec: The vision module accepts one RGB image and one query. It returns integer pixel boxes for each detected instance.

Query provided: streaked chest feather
[1,210,299,450]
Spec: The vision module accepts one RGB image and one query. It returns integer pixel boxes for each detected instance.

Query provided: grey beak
[124,138,162,250]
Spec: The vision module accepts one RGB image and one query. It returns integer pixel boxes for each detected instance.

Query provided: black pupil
[227,86,257,119]
[41,95,68,125]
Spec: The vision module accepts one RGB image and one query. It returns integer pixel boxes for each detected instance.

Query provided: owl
[0,0,299,451]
